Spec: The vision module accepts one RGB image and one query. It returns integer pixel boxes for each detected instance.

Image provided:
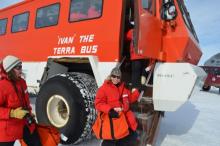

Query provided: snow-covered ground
[15,87,220,146]
[156,87,220,146]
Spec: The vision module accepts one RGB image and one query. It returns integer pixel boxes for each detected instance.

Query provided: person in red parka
[95,67,140,146]
[126,29,151,91]
[0,55,42,146]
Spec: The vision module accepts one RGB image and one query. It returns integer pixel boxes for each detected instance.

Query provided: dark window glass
[12,12,29,33]
[69,0,103,22]
[0,18,7,35]
[142,0,154,14]
[36,3,60,28]
[211,60,215,64]
[216,69,220,75]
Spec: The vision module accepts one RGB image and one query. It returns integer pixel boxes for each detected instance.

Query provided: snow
[156,87,220,146]
[15,87,220,146]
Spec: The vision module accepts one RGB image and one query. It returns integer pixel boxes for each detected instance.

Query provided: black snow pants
[23,125,42,146]
[101,131,138,146]
[0,142,15,146]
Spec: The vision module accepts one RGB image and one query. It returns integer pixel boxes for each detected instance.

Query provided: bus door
[133,0,162,60]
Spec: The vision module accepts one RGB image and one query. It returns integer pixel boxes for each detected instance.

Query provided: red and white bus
[0,0,206,145]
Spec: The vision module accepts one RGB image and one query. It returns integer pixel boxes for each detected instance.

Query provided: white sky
[0,0,219,65]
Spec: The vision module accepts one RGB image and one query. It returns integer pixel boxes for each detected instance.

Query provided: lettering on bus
[80,34,98,54]
[58,35,75,45]
[54,35,76,55]
[54,46,75,55]
[53,34,98,55]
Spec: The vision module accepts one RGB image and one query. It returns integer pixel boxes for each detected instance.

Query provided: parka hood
[0,63,7,80]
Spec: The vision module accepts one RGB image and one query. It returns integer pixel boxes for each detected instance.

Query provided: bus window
[0,18,7,35]
[36,3,60,28]
[12,12,29,33]
[142,0,155,15]
[69,0,103,22]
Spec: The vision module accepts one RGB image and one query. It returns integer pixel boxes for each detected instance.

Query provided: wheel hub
[47,95,70,128]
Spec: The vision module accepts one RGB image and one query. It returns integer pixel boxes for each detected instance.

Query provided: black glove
[109,109,119,118]
[138,85,147,92]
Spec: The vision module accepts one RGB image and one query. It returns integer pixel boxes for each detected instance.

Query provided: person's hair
[8,70,19,81]
[105,75,111,81]
[105,74,121,83]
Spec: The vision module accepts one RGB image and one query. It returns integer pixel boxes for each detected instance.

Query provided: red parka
[95,80,140,131]
[0,65,33,142]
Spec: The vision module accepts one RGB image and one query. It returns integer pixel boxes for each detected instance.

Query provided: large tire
[202,85,211,91]
[36,72,97,144]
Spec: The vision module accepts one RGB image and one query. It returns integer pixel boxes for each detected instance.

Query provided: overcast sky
[0,0,219,65]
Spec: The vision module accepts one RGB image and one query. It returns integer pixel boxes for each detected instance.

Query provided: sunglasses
[111,75,120,79]
[14,65,22,70]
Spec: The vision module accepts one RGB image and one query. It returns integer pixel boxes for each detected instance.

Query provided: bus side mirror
[161,0,177,20]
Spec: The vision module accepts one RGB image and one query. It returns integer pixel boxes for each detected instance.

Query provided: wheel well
[39,57,94,86]
[55,57,94,75]
[60,61,93,76]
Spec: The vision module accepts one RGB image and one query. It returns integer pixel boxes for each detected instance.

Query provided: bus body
[0,0,206,145]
